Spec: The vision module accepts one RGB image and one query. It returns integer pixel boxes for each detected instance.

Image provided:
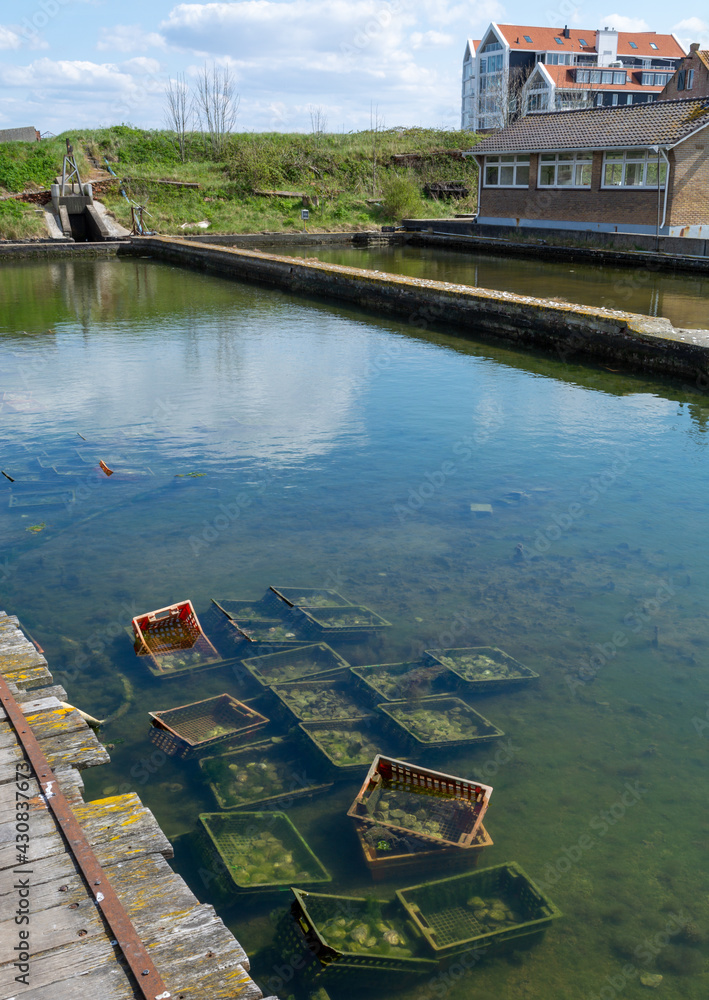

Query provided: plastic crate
[288,887,437,987]
[270,586,353,608]
[299,719,395,774]
[354,820,492,882]
[395,863,562,962]
[350,661,457,703]
[211,596,283,621]
[347,755,492,848]
[148,694,269,759]
[241,643,350,687]
[379,696,504,749]
[425,646,539,693]
[199,739,333,810]
[132,600,223,675]
[198,811,331,894]
[226,617,309,645]
[271,675,371,723]
[298,605,393,641]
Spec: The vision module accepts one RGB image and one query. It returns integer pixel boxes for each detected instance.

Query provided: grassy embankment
[0,126,479,239]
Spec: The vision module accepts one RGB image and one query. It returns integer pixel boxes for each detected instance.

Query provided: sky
[0,1,707,135]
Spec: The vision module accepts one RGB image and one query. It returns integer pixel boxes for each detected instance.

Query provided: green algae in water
[303,722,383,767]
[353,661,455,701]
[426,646,538,686]
[272,680,370,721]
[200,744,332,809]
[382,698,503,745]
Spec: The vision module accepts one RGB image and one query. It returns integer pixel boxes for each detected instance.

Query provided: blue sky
[0,1,706,135]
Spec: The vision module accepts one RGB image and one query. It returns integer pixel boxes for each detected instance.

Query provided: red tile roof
[494,24,685,59]
[470,97,709,153]
[698,51,709,71]
[539,64,665,93]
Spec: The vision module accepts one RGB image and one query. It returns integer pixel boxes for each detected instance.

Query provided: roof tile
[469,98,709,152]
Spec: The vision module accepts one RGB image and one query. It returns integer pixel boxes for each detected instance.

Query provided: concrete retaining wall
[129,236,709,388]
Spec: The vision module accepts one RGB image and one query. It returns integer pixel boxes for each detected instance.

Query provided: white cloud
[411,31,454,50]
[0,25,21,50]
[600,15,651,33]
[97,24,167,52]
[672,17,709,49]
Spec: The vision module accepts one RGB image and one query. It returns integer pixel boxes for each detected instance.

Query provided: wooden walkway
[0,610,275,1000]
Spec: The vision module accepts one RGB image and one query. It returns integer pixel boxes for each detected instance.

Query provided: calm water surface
[2,257,709,1000]
[281,243,709,329]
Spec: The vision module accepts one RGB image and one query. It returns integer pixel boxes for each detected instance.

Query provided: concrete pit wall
[129,236,709,388]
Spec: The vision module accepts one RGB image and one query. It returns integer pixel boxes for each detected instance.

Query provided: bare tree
[164,72,192,162]
[308,105,328,141]
[194,62,240,157]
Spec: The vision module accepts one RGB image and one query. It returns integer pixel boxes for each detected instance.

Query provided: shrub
[379,173,424,221]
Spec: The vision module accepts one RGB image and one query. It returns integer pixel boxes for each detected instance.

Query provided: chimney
[690,42,700,52]
[564,25,570,38]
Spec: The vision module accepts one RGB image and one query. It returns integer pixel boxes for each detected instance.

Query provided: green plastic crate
[270,586,353,608]
[199,739,333,810]
[198,811,331,894]
[287,887,438,987]
[378,696,504,749]
[271,675,371,723]
[241,643,350,687]
[350,661,457,703]
[226,617,308,645]
[396,862,562,962]
[425,646,539,693]
[211,595,282,621]
[298,605,393,641]
[299,719,395,773]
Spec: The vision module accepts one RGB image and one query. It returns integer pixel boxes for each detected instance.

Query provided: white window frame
[483,154,531,188]
[538,152,593,188]
[601,149,667,189]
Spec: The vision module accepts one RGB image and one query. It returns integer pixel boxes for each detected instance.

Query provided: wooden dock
[0,610,276,1000]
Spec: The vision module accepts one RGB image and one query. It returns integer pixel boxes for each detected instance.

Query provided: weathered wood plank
[14,684,68,704]
[0,694,63,719]
[10,961,137,1000]
[0,705,88,749]
[0,727,109,780]
[0,929,124,996]
[0,764,84,813]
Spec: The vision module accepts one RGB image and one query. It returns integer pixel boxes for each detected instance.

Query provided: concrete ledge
[0,241,128,258]
[127,235,709,388]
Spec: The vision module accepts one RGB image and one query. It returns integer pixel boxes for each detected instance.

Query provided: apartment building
[462,23,685,131]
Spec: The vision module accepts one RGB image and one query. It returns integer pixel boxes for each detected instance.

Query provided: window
[601,71,612,84]
[612,94,619,105]
[650,43,658,50]
[578,38,588,46]
[687,69,695,90]
[554,37,563,44]
[524,35,533,43]
[626,94,633,104]
[602,149,667,188]
[484,155,531,187]
[596,94,603,106]
[547,52,571,65]
[481,40,502,52]
[677,69,686,90]
[642,72,655,85]
[538,152,593,188]
[629,41,638,49]
[613,71,626,84]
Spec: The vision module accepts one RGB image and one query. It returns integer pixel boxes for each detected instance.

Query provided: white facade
[461,23,685,132]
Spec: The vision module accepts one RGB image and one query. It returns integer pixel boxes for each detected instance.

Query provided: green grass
[0,126,481,238]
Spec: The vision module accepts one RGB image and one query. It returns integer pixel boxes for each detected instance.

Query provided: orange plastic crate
[132,600,221,675]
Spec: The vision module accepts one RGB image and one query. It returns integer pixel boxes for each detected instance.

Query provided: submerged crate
[351,661,456,703]
[299,719,393,773]
[211,596,282,621]
[198,811,331,894]
[199,739,333,810]
[226,617,307,645]
[347,755,492,848]
[354,820,492,882]
[271,676,371,723]
[241,643,350,687]
[149,694,268,759]
[425,646,539,693]
[298,605,393,640]
[379,696,504,749]
[270,586,353,608]
[396,863,561,962]
[132,600,223,675]
[287,887,437,987]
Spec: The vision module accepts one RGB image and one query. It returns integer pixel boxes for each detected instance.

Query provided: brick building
[468,98,709,239]
[659,44,709,100]
[0,126,40,143]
